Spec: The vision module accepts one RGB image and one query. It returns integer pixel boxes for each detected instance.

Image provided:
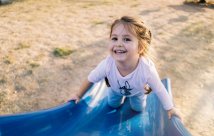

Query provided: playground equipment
[0,78,191,136]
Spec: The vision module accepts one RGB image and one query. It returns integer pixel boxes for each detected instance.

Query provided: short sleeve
[88,58,108,83]
[146,60,174,110]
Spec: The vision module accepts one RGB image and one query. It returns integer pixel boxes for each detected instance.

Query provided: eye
[123,38,131,42]
[111,37,117,41]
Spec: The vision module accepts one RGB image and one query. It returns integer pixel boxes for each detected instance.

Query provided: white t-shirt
[88,56,173,110]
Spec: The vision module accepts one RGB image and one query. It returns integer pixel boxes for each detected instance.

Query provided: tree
[199,0,206,3]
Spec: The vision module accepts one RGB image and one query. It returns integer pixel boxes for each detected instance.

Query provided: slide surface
[0,78,191,136]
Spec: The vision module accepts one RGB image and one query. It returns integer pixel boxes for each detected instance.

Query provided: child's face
[109,23,139,63]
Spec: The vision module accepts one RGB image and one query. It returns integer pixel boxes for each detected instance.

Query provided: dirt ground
[0,0,214,135]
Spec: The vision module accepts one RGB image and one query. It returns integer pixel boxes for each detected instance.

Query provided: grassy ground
[0,0,214,135]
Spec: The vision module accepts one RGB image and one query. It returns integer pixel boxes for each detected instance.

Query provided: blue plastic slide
[0,78,191,136]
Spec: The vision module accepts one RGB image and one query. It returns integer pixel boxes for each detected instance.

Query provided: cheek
[108,43,113,51]
[126,43,137,50]
[132,42,139,51]
[127,44,139,54]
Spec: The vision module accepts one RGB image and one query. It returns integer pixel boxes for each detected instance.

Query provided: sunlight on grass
[183,21,214,42]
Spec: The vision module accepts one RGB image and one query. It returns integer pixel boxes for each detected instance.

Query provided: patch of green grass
[91,20,105,25]
[0,79,6,84]
[0,92,6,104]
[82,3,95,8]
[30,63,40,68]
[100,0,112,5]
[81,0,112,8]
[53,47,74,57]
[3,55,13,64]
[184,0,197,3]
[15,84,26,92]
[131,3,139,7]
[28,61,40,68]
[14,42,31,50]
[25,69,33,75]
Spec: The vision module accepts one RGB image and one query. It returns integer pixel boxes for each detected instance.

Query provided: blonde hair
[110,16,152,57]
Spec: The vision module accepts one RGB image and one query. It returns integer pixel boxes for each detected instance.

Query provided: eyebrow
[111,34,131,37]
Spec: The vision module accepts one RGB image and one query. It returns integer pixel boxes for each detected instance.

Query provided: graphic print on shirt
[117,80,133,96]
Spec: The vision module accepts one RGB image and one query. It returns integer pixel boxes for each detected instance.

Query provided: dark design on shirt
[117,80,133,96]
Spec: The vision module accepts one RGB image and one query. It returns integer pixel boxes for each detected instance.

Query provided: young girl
[70,16,181,119]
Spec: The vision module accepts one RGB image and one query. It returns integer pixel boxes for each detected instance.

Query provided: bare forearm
[77,79,93,98]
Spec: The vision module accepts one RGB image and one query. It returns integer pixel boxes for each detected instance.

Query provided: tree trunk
[0,0,13,5]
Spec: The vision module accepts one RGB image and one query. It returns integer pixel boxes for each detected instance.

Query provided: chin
[113,56,127,62]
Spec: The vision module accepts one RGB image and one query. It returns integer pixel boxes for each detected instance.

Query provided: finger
[168,113,172,119]
[75,98,80,104]
[173,109,181,119]
[174,113,183,124]
[175,113,182,121]
[67,98,76,102]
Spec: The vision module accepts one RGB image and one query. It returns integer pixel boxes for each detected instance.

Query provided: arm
[167,108,182,120]
[78,79,93,98]
[147,62,182,120]
[147,67,174,110]
[70,79,93,104]
[70,57,108,103]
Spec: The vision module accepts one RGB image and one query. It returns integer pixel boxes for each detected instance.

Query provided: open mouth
[113,50,127,54]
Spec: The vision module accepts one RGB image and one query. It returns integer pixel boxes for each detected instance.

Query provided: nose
[116,44,123,47]
[115,39,123,47]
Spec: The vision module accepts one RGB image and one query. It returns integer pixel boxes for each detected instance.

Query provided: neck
[116,58,140,77]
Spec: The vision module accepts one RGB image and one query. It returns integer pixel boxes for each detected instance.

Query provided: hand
[68,94,81,104]
[167,107,182,121]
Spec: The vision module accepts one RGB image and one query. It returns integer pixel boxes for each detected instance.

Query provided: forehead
[111,23,136,37]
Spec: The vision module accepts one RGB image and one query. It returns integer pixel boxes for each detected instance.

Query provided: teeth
[114,50,126,53]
